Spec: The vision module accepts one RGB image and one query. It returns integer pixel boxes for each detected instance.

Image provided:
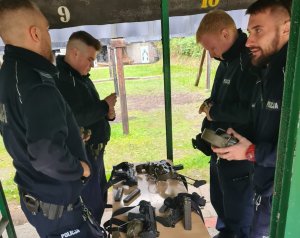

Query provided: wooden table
[111,172,210,238]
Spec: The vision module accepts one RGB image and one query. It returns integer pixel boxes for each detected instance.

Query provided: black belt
[21,192,75,220]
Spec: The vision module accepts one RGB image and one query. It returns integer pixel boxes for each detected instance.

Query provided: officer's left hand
[212,128,252,160]
[105,93,117,108]
[199,102,212,120]
[203,104,213,121]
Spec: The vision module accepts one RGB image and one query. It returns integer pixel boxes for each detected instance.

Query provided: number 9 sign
[58,6,71,23]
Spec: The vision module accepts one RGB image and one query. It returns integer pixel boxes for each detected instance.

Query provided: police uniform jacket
[203,29,256,139]
[0,45,88,205]
[55,56,111,146]
[251,44,287,196]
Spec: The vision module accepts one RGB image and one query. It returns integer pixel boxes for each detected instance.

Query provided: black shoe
[213,231,236,238]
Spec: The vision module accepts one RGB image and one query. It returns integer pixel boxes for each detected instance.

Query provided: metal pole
[161,0,173,161]
[109,47,119,96]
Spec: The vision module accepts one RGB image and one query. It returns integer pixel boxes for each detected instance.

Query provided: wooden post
[110,38,129,135]
[194,49,206,87]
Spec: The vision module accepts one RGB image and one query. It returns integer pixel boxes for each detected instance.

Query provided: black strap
[103,205,136,235]
[156,192,206,227]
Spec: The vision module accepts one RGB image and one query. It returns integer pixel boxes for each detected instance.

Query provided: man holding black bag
[194,10,256,238]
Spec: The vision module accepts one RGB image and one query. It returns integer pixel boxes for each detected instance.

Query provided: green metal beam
[161,0,173,161]
[0,181,17,238]
[284,119,300,237]
[270,0,300,236]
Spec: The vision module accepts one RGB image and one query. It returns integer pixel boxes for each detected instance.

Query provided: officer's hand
[80,127,91,143]
[203,104,213,121]
[199,102,213,121]
[104,93,117,108]
[212,128,252,160]
[80,161,91,177]
[107,107,116,120]
[198,102,206,114]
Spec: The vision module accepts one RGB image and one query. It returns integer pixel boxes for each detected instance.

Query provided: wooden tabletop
[111,173,210,238]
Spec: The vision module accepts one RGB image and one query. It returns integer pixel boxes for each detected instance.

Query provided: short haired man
[55,31,117,222]
[0,0,94,237]
[196,10,256,238]
[212,1,291,237]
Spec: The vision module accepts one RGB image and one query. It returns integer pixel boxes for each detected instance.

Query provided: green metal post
[270,0,300,236]
[161,0,173,161]
[0,181,17,238]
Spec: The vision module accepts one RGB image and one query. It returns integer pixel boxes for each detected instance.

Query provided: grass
[0,56,218,202]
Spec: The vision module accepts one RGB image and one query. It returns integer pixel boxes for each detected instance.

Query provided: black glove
[192,133,213,156]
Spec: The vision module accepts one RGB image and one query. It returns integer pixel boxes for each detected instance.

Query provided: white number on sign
[58,6,70,23]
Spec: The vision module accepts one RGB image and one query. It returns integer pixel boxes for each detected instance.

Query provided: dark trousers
[82,146,107,223]
[210,156,226,230]
[20,196,95,238]
[250,194,272,238]
[210,154,254,238]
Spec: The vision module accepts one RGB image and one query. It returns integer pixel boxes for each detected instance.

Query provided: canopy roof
[32,0,255,29]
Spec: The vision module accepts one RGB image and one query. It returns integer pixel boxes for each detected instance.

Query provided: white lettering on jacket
[223,79,231,85]
[61,229,80,238]
[266,101,279,110]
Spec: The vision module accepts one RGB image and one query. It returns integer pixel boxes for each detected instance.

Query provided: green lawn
[0,57,218,202]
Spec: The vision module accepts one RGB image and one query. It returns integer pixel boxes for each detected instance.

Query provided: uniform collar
[267,43,288,68]
[221,29,248,61]
[4,45,58,75]
[56,55,90,79]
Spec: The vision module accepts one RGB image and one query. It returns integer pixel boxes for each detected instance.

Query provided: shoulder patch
[34,68,56,86]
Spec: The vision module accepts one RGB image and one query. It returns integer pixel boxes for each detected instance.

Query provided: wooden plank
[32,0,256,29]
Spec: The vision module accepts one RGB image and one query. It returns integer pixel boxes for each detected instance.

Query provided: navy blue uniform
[203,30,255,238]
[0,45,94,237]
[55,55,111,222]
[249,44,287,238]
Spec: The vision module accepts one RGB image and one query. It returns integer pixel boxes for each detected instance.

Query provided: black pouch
[192,133,213,156]
[81,199,107,238]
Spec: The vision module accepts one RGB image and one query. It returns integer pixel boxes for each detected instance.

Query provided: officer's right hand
[107,107,116,120]
[212,128,252,161]
[80,161,91,177]
[104,93,117,108]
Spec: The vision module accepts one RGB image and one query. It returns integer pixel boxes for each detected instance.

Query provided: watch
[246,144,255,162]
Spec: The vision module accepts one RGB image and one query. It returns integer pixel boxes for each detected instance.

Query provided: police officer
[213,1,291,237]
[196,10,256,238]
[0,0,94,237]
[55,31,117,223]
